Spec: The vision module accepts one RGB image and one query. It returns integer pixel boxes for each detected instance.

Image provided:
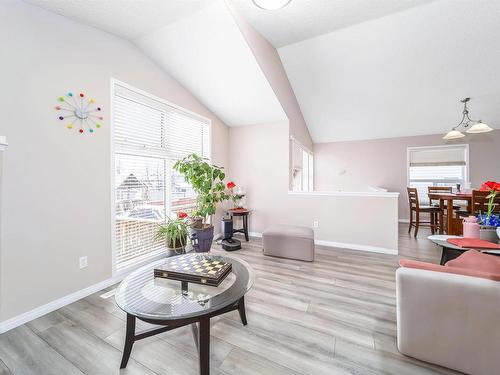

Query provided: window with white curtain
[291,138,313,192]
[407,145,469,204]
[113,81,210,270]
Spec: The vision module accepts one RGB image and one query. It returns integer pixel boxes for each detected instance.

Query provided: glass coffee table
[115,253,253,375]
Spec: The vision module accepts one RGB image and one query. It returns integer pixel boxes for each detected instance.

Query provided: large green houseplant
[173,154,229,252]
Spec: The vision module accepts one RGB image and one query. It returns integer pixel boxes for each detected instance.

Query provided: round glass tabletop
[115,253,253,321]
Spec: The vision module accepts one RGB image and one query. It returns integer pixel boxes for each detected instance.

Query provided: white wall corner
[0,136,7,151]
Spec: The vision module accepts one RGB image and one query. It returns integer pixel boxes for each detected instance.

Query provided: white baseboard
[0,274,124,334]
[314,239,397,255]
[243,231,397,255]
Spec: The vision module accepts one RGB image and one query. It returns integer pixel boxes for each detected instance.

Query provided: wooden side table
[227,208,251,242]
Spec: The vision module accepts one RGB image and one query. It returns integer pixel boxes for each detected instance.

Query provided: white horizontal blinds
[114,95,165,151]
[166,108,210,159]
[409,146,466,166]
[408,145,468,204]
[113,82,210,270]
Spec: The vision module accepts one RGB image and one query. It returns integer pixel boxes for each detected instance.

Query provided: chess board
[154,254,232,287]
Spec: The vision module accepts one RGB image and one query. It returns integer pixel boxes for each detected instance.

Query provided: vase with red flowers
[476,181,500,242]
[227,181,246,208]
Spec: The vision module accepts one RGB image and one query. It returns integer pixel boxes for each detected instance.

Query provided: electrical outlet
[79,256,88,269]
[313,220,319,228]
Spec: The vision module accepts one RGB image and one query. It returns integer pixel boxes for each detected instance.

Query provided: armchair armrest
[397,267,500,375]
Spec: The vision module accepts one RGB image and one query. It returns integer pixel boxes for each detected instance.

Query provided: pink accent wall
[226,1,313,150]
[314,130,500,219]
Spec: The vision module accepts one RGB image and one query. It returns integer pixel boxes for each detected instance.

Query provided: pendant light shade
[443,129,465,140]
[465,122,494,134]
[443,98,494,139]
[252,0,291,10]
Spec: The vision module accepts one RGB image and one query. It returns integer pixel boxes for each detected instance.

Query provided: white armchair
[396,266,500,375]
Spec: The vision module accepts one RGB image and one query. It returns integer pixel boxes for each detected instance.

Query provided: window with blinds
[407,145,469,203]
[291,138,314,192]
[113,82,210,270]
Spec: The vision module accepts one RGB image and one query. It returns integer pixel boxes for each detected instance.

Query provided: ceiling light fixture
[252,0,291,11]
[443,98,493,140]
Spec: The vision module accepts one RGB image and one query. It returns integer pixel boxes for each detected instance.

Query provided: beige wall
[229,122,398,253]
[0,2,229,322]
[226,1,313,150]
[314,130,500,220]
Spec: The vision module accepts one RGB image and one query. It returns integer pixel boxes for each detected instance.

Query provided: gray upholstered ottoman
[262,225,314,262]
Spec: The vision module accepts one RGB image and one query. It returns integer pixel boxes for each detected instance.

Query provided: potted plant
[155,212,190,254]
[476,181,500,242]
[173,154,229,252]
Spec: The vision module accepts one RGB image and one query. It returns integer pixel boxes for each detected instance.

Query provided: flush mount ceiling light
[443,98,494,140]
[252,0,291,10]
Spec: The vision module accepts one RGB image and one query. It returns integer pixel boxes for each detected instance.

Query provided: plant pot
[191,217,204,229]
[167,236,187,254]
[190,224,214,252]
[480,227,498,243]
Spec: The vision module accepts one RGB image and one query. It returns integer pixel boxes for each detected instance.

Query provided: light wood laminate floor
[0,225,461,375]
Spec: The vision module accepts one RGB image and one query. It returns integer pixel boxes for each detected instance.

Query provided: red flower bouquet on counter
[177,211,188,219]
[226,181,236,189]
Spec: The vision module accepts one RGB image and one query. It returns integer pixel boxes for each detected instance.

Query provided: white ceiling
[24,0,216,39]
[279,0,500,142]
[25,0,286,126]
[230,0,436,48]
[135,1,286,126]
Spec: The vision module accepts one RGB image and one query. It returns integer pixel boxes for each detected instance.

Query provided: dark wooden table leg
[447,198,453,235]
[199,317,210,375]
[243,214,249,242]
[120,314,136,369]
[182,281,188,295]
[238,296,247,326]
[439,199,445,234]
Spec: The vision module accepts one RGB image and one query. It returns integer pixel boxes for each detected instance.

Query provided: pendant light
[252,0,291,10]
[443,98,493,140]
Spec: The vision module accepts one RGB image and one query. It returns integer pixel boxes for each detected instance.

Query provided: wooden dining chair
[407,187,441,237]
[471,190,500,215]
[428,186,452,206]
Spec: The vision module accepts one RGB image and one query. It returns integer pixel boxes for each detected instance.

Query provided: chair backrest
[471,190,500,214]
[407,187,419,211]
[428,186,452,205]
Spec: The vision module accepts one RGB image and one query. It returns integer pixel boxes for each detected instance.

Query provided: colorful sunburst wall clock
[55,92,103,134]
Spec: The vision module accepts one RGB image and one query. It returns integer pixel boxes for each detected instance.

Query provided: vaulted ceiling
[22,0,500,142]
[230,0,435,48]
[277,0,500,142]
[25,0,286,127]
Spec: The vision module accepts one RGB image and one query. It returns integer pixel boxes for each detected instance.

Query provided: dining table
[427,192,472,235]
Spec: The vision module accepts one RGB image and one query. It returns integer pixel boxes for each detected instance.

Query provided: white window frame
[406,144,470,200]
[290,136,314,192]
[110,78,212,276]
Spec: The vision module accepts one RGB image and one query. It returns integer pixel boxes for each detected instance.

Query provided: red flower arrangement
[479,181,500,225]
[177,211,188,219]
[227,181,236,189]
[480,181,500,192]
